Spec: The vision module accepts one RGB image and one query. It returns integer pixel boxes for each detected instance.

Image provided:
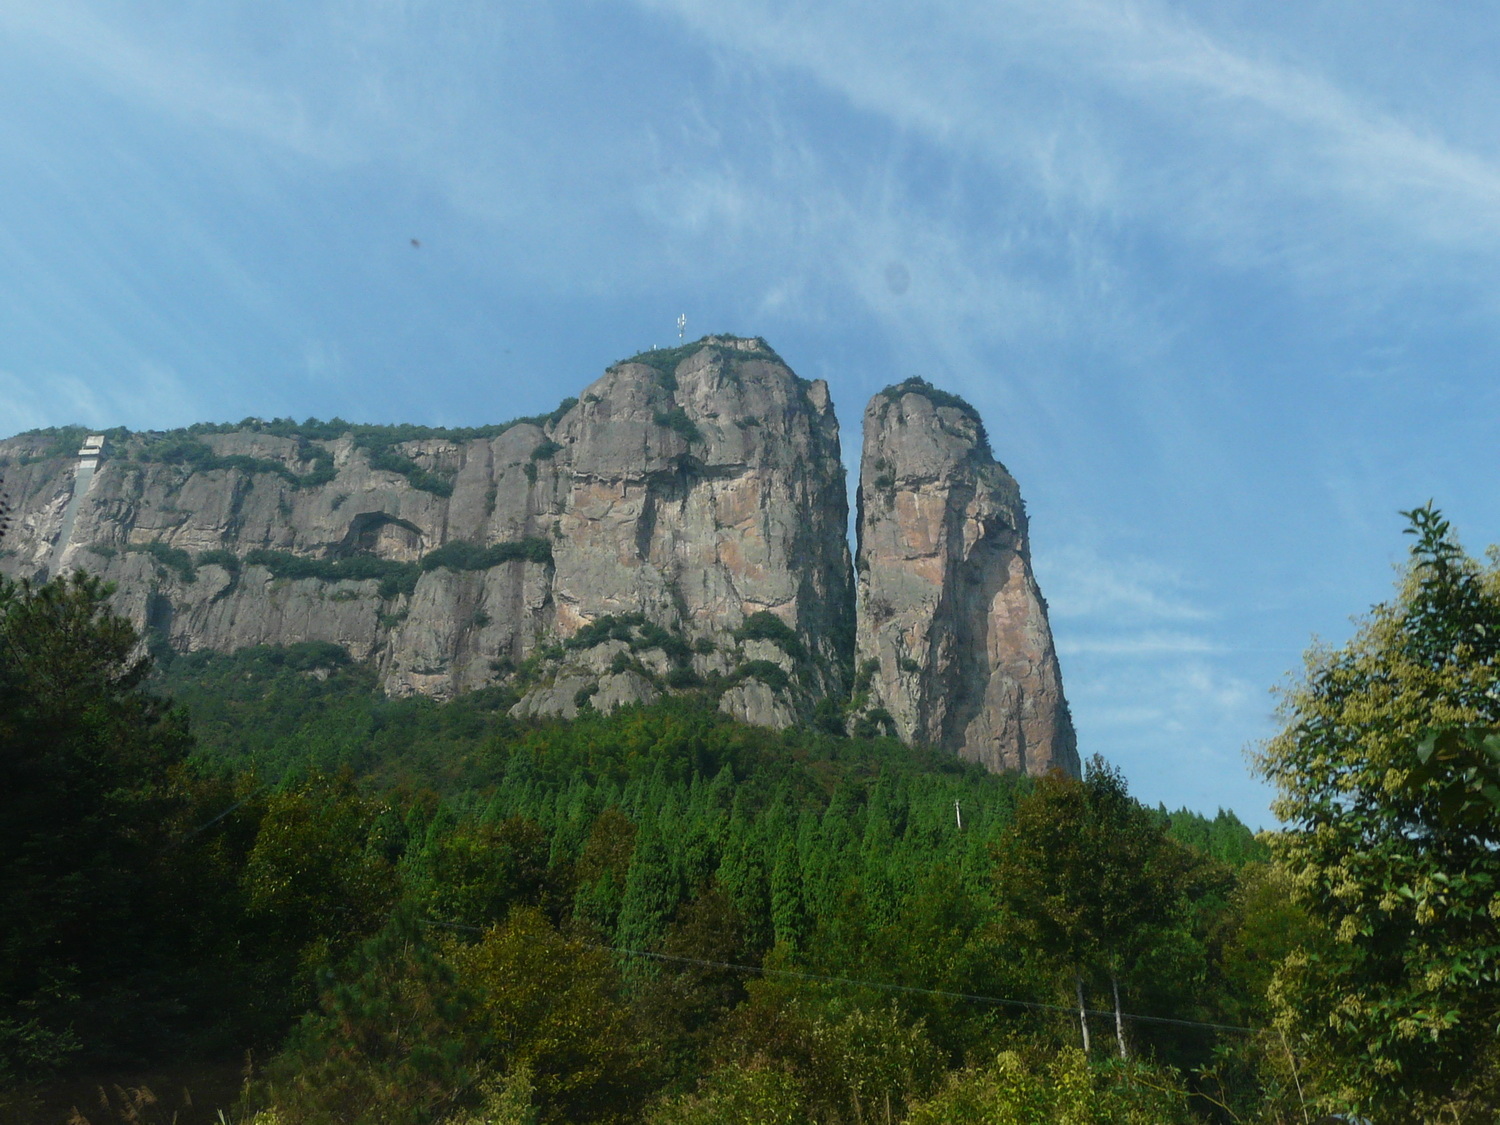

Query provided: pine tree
[616,819,681,958]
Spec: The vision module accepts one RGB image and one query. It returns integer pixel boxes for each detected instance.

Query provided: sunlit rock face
[0,337,856,727]
[0,343,1078,775]
[853,381,1079,778]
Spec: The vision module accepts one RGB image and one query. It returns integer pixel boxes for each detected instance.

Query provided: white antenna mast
[677,313,686,344]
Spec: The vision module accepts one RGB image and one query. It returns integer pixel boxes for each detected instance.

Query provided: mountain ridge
[0,336,1076,777]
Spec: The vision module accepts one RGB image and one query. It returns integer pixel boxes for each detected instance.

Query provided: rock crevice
[0,344,1077,776]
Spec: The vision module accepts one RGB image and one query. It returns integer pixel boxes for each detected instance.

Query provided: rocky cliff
[0,341,1078,776]
[0,337,853,729]
[852,380,1078,777]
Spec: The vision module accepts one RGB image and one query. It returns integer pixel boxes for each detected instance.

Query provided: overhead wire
[416,917,1259,1035]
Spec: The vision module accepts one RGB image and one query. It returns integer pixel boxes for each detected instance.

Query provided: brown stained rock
[854,382,1079,778]
[0,339,856,728]
[0,350,1078,772]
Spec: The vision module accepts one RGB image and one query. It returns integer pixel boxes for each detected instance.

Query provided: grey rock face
[854,381,1079,778]
[0,338,855,728]
[0,347,1079,777]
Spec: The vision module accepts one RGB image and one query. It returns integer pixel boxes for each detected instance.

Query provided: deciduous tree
[1260,505,1500,1120]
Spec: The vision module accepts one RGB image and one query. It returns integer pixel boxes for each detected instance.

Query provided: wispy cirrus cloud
[1056,631,1220,657]
[1039,544,1210,624]
[635,0,1500,287]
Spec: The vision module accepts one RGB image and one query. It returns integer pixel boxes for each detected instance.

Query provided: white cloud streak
[636,0,1500,274]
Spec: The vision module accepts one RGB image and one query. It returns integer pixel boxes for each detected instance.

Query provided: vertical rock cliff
[0,344,1080,777]
[854,379,1078,777]
[0,338,855,728]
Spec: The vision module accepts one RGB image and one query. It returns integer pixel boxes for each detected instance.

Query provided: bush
[652,408,702,444]
[733,612,806,662]
[906,1049,1193,1125]
[737,661,789,693]
[243,550,421,600]
[262,911,479,1125]
[420,538,553,572]
[127,540,197,583]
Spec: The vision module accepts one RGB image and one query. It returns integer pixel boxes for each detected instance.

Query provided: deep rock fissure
[1,337,1077,777]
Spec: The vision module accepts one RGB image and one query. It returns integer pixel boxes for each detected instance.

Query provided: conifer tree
[616,819,681,957]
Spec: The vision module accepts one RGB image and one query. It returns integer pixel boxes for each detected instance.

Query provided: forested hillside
[3,504,1497,1123]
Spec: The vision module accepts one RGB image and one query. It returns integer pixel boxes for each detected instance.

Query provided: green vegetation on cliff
[14,394,582,497]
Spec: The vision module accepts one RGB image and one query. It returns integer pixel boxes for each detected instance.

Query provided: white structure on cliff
[49,434,107,578]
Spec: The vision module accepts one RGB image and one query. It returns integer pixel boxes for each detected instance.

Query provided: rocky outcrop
[853,380,1078,778]
[0,337,854,727]
[0,344,1078,777]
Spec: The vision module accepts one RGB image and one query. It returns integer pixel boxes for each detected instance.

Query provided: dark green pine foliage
[0,573,201,1073]
[615,819,682,959]
[770,836,810,952]
[265,910,481,1125]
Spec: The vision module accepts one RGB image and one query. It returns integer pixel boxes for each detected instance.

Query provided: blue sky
[7,0,1500,821]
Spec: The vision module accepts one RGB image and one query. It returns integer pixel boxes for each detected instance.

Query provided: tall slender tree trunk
[1112,975,1128,1059]
[1076,976,1091,1053]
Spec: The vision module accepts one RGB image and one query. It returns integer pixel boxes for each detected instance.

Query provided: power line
[417,918,1257,1035]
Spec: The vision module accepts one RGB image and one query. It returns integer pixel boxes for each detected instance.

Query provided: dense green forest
[2,505,1497,1123]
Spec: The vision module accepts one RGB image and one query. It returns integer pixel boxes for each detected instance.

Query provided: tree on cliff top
[1260,504,1500,1121]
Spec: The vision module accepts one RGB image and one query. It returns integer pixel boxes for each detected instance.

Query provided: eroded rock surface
[0,346,1079,776]
[853,380,1078,777]
[0,338,854,728]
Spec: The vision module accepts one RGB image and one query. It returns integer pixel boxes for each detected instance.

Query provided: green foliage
[563,614,692,669]
[264,910,481,1125]
[1260,504,1500,1120]
[879,377,992,454]
[652,407,702,444]
[993,759,1213,1066]
[566,613,647,650]
[614,337,783,381]
[880,376,979,417]
[12,425,89,464]
[190,538,552,606]
[851,706,896,739]
[241,775,400,996]
[420,538,554,572]
[40,396,582,500]
[244,548,422,599]
[196,547,242,575]
[127,539,198,582]
[647,1061,807,1125]
[134,432,336,489]
[0,572,219,1074]
[736,659,790,692]
[733,610,807,662]
[402,817,560,931]
[1160,807,1267,867]
[905,1048,1195,1124]
[157,643,514,783]
[449,908,647,1123]
[3,581,1287,1117]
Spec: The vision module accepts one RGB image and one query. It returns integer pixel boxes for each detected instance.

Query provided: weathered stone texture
[0,338,855,728]
[854,382,1078,778]
[0,346,1078,777]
